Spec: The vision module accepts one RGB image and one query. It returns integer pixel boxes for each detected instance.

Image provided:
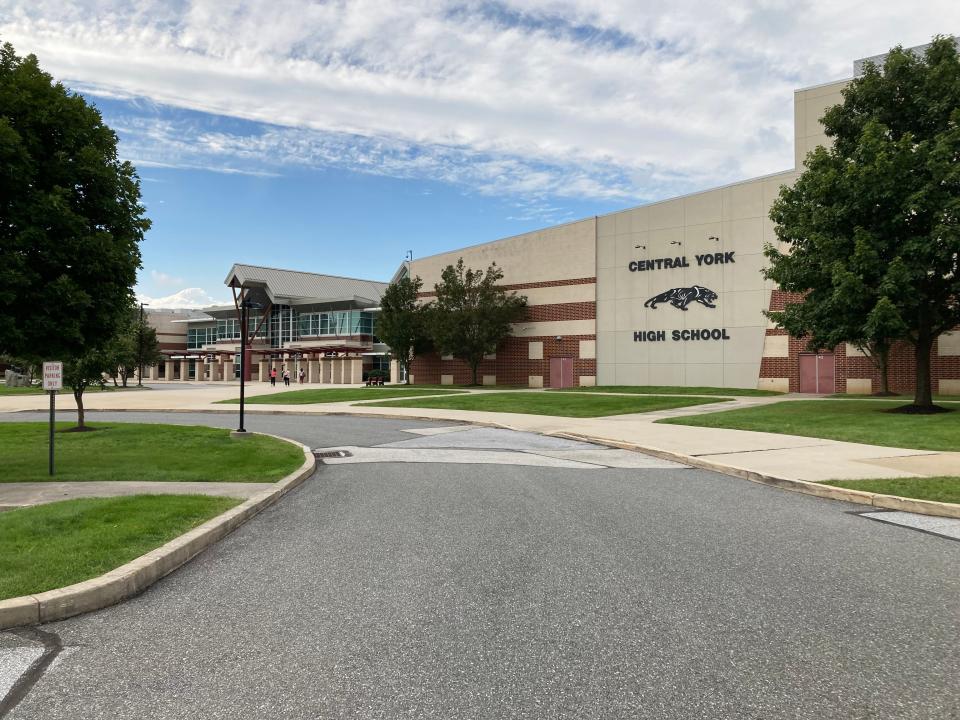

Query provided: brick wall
[760,290,960,393]
[410,335,596,386]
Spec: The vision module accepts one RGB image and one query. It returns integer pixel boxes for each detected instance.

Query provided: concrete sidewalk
[2,384,958,483]
[0,481,274,510]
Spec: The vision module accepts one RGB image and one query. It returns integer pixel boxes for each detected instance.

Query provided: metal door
[799,352,835,393]
[549,357,574,388]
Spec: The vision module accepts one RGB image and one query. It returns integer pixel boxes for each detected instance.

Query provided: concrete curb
[550,431,960,520]
[0,433,316,630]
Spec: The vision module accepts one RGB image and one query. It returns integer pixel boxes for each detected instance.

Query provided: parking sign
[43,361,63,391]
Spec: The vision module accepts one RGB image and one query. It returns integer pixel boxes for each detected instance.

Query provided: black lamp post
[237,297,263,434]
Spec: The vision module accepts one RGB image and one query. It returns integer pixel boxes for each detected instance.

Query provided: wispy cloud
[149,269,184,287]
[2,1,954,212]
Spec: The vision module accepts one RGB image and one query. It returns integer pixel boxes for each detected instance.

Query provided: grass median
[218,387,465,405]
[363,392,726,418]
[552,385,782,397]
[0,495,241,600]
[0,422,305,482]
[0,385,150,396]
[661,399,960,451]
[820,477,960,505]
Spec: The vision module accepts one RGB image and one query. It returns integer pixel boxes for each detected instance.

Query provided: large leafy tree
[766,37,960,409]
[0,41,149,369]
[428,258,526,385]
[375,275,431,384]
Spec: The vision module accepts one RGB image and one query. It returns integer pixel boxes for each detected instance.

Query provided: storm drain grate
[313,450,352,459]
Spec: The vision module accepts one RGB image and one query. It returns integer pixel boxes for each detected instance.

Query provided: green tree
[0,41,149,370]
[63,347,112,430]
[766,37,960,409]
[375,275,431,384]
[104,306,163,387]
[427,258,526,385]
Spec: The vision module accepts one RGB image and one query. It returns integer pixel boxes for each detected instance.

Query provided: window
[187,326,217,349]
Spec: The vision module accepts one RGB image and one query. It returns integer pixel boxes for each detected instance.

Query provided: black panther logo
[644,285,718,311]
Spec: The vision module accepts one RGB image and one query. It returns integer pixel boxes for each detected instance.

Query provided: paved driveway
[1,413,958,719]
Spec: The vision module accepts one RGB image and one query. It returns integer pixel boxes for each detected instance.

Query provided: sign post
[43,361,63,476]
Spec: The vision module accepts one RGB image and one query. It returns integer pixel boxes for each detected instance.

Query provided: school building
[147,42,960,395]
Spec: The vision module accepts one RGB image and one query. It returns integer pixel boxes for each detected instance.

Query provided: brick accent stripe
[523,302,596,323]
[418,277,596,299]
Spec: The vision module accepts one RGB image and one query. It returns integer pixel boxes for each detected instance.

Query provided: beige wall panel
[579,375,597,387]
[762,334,789,358]
[682,261,726,292]
[509,319,595,338]
[727,217,764,255]
[937,331,960,356]
[614,332,651,364]
[615,231,650,268]
[723,290,768,328]
[722,326,767,365]
[683,223,723,257]
[615,363,650,386]
[683,338,724,365]
[520,283,596,306]
[596,330,615,363]
[596,267,617,301]
[646,340,685,366]
[648,199,684,230]
[597,233,616,270]
[596,300,615,333]
[612,206,648,235]
[845,342,867,357]
[758,377,789,393]
[410,217,595,286]
[528,341,544,360]
[684,190,723,226]
[722,252,767,292]
[597,363,615,385]
[648,226,684,255]
[847,378,873,394]
[579,339,596,359]
[441,354,454,360]
[723,362,761,389]
[597,214,616,238]
[483,353,496,360]
[939,379,960,395]
[649,363,684,386]
[685,363,724,387]
[528,375,544,388]
[614,267,651,302]
[762,173,796,210]
[440,374,454,385]
[724,179,765,221]
[482,375,496,386]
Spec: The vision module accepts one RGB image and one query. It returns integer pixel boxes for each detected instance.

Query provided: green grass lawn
[0,423,305,482]
[820,477,960,504]
[218,387,465,405]
[553,385,781,397]
[661,399,960,451]
[364,392,726,418]
[0,495,241,599]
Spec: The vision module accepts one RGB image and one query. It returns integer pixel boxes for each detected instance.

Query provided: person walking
[270,366,277,387]
[283,367,291,386]
[298,367,306,384]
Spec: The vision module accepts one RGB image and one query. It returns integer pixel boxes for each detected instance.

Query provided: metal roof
[224,264,388,306]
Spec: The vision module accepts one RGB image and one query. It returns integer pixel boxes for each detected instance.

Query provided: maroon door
[549,357,574,388]
[799,353,835,393]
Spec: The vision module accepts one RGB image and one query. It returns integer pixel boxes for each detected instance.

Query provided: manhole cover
[313,450,352,458]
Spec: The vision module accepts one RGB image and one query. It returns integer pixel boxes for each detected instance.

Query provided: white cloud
[149,269,184,287]
[1,1,956,205]
[136,287,228,309]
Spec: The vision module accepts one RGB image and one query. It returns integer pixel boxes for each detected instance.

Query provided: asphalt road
[3,412,959,719]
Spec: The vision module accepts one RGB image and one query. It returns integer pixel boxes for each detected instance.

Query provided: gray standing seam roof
[224,264,388,304]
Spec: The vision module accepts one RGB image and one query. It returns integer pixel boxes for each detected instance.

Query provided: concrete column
[308,360,320,383]
[331,358,343,384]
[390,359,399,385]
[258,360,269,382]
[195,361,207,381]
[180,361,190,382]
[223,360,234,381]
[164,360,175,381]
[209,363,221,381]
[320,358,332,384]
[348,358,363,384]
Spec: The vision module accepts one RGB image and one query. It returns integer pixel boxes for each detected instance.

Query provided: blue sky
[1,1,956,306]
